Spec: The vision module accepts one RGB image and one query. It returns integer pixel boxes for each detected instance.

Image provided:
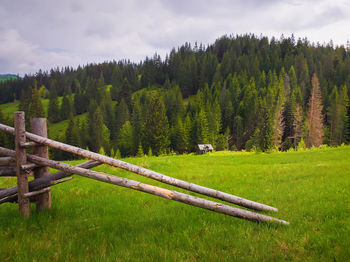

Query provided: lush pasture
[0,147,349,261]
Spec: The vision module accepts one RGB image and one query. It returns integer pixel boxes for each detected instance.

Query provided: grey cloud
[0,0,349,75]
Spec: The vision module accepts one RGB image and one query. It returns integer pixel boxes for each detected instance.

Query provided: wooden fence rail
[0,112,289,225]
[0,122,278,212]
[0,146,289,225]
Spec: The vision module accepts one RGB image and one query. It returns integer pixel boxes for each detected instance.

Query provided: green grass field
[0,147,349,261]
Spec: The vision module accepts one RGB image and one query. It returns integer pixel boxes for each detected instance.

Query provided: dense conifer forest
[0,34,349,159]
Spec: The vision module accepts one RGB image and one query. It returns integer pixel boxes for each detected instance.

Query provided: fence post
[14,111,30,218]
[30,118,51,211]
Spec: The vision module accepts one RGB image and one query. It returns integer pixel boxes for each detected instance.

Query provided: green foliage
[136,142,144,157]
[60,95,74,120]
[118,121,133,157]
[328,85,349,146]
[115,148,121,159]
[144,93,170,156]
[48,84,60,123]
[297,138,306,151]
[2,34,350,158]
[29,86,45,118]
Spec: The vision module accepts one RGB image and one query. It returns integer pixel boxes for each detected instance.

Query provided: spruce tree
[293,104,304,147]
[110,66,123,101]
[144,93,170,155]
[60,95,73,120]
[306,73,324,147]
[328,85,349,145]
[48,84,60,123]
[89,106,104,152]
[118,121,133,157]
[115,98,130,136]
[64,114,81,159]
[29,86,45,118]
[196,109,209,144]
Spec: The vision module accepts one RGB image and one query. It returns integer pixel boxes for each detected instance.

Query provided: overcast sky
[0,0,349,76]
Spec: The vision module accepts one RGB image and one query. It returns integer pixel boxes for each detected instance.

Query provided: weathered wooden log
[0,157,15,166]
[21,163,38,171]
[0,147,289,225]
[31,118,51,211]
[51,177,73,185]
[0,166,16,176]
[0,193,18,204]
[19,141,39,148]
[0,123,278,212]
[14,112,30,218]
[0,150,100,201]
[23,187,51,199]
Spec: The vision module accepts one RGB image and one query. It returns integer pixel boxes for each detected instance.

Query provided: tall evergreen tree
[48,83,60,123]
[115,98,130,136]
[60,95,74,120]
[118,121,133,157]
[89,106,105,152]
[328,85,349,145]
[29,86,45,118]
[144,93,170,155]
[64,113,81,159]
[306,73,324,147]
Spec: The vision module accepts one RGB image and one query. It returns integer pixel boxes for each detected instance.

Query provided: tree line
[0,34,349,159]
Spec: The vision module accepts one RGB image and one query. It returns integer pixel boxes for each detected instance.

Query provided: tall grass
[0,147,349,261]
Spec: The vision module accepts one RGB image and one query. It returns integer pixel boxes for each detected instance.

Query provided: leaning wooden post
[30,118,51,211]
[14,111,30,218]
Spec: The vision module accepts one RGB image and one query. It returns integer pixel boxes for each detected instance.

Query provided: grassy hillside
[0,97,85,139]
[0,147,349,261]
[0,75,18,82]
[48,113,88,138]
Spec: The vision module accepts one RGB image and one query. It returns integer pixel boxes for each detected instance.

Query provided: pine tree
[233,115,244,150]
[306,73,324,147]
[110,66,123,100]
[64,113,81,159]
[131,98,145,154]
[196,109,209,144]
[118,121,133,157]
[115,98,130,136]
[89,106,105,152]
[328,85,349,145]
[60,95,73,120]
[48,84,60,123]
[293,104,304,147]
[74,80,87,115]
[136,142,144,157]
[144,93,170,155]
[170,116,187,154]
[29,86,45,118]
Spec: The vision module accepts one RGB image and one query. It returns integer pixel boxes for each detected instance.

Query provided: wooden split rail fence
[0,111,289,225]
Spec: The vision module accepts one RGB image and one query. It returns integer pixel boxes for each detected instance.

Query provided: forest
[0,34,349,159]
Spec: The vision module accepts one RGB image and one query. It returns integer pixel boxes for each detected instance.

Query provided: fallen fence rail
[0,122,278,212]
[0,112,289,225]
[0,146,289,225]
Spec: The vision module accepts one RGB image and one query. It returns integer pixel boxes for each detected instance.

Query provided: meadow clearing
[0,147,349,261]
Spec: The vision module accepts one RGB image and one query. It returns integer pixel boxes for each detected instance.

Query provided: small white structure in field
[197,144,213,154]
